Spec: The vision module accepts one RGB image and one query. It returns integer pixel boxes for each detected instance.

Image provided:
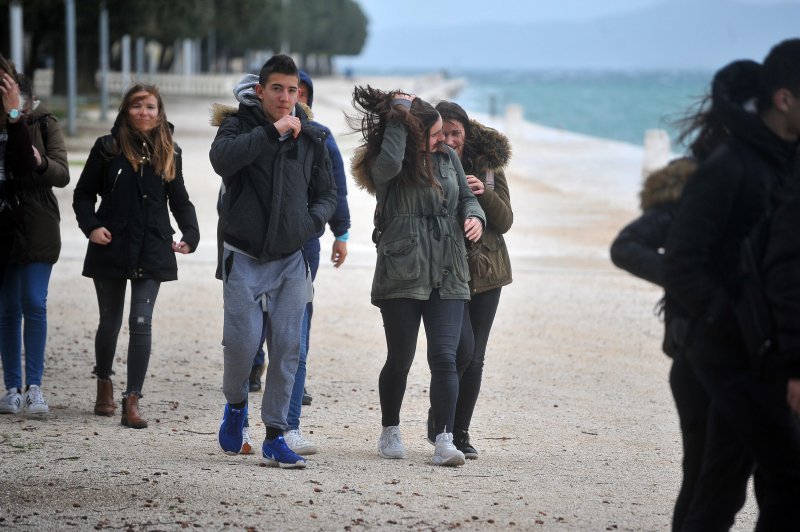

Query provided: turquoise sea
[453,70,713,147]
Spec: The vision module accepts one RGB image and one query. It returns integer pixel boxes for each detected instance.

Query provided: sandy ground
[0,76,757,531]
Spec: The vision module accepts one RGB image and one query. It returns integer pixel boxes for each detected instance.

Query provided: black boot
[302,387,312,406]
[454,429,478,459]
[248,365,264,392]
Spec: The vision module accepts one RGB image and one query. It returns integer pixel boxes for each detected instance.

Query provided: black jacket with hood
[610,158,696,358]
[73,118,200,281]
[209,101,336,261]
[663,60,798,364]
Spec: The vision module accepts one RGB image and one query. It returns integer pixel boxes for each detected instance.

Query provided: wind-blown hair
[116,83,176,181]
[349,85,442,193]
[675,93,727,162]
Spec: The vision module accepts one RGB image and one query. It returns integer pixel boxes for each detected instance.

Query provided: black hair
[258,54,298,86]
[435,101,470,134]
[759,38,800,110]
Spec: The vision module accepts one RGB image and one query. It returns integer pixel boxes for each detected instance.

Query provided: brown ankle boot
[121,394,148,429]
[94,378,116,416]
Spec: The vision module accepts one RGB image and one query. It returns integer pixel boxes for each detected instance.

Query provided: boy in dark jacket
[663,39,800,530]
[209,55,337,469]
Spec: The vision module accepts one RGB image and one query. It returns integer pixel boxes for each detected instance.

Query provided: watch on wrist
[7,108,21,121]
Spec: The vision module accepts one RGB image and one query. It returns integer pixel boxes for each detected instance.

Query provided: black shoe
[454,429,478,459]
[302,387,312,406]
[248,365,264,393]
[426,408,435,445]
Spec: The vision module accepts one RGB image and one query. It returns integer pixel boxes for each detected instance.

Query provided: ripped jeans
[92,278,161,396]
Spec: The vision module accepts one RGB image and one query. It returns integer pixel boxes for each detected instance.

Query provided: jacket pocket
[382,234,420,281]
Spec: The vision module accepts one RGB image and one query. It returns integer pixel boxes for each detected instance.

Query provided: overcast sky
[343,0,800,71]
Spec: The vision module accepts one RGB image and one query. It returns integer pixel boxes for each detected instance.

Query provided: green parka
[358,121,485,305]
[9,103,70,264]
[461,119,513,294]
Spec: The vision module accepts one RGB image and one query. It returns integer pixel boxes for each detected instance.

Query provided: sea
[451,69,713,148]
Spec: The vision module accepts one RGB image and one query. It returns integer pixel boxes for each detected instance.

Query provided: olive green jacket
[366,121,485,304]
[462,119,513,294]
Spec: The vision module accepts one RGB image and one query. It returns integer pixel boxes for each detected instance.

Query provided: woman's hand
[466,175,484,196]
[90,227,112,245]
[172,241,191,254]
[32,146,42,167]
[464,217,483,242]
[1,73,22,121]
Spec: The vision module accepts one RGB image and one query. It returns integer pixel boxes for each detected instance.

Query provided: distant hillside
[345,0,800,70]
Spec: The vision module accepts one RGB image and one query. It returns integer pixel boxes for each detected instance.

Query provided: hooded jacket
[209,94,337,262]
[353,121,485,304]
[298,70,350,239]
[461,119,513,294]
[72,118,200,281]
[663,60,798,363]
[8,102,70,264]
[610,158,696,357]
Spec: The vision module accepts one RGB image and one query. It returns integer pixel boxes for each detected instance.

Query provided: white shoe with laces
[24,385,49,414]
[378,425,406,459]
[0,388,23,414]
[432,431,465,467]
[285,428,319,455]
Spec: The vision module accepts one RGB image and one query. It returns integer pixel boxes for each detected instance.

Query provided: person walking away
[663,39,800,530]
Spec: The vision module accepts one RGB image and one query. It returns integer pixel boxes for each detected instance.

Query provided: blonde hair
[116,84,176,181]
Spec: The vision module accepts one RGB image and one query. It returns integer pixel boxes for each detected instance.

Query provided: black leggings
[377,291,463,433]
[93,278,160,395]
[454,287,502,432]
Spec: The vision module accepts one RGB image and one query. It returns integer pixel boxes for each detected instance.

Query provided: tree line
[0,0,367,93]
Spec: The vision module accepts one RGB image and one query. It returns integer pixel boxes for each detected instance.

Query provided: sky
[343,0,800,71]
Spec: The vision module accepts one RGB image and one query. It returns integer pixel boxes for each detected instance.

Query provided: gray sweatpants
[221,249,312,430]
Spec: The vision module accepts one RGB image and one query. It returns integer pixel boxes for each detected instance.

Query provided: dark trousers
[668,353,710,532]
[93,278,160,395]
[681,334,800,531]
[377,291,464,433]
[454,287,501,432]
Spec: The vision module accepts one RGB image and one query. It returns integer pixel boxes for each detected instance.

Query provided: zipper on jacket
[111,168,121,191]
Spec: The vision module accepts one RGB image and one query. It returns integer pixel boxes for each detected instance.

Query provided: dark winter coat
[610,158,696,357]
[461,120,513,295]
[209,102,337,261]
[353,121,486,304]
[8,103,70,264]
[763,166,800,378]
[73,124,200,281]
[663,60,798,364]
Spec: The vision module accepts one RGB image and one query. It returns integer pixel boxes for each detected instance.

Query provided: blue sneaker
[218,403,248,455]
[261,435,307,469]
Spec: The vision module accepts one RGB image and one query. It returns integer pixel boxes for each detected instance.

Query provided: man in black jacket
[663,39,800,530]
[209,55,337,469]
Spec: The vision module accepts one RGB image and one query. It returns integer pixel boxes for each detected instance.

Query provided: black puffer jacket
[209,102,336,261]
[663,60,798,362]
[73,122,199,281]
[611,159,696,357]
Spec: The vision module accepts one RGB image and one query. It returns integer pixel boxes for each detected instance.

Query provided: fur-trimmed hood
[463,119,511,173]
[209,101,313,127]
[639,158,697,211]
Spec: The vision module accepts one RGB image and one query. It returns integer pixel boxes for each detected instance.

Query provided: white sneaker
[378,426,406,459]
[0,388,23,414]
[285,428,319,455]
[24,385,49,414]
[240,426,254,455]
[432,431,465,467]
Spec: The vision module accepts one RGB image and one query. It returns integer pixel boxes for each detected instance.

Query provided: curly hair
[349,85,441,192]
[115,84,176,181]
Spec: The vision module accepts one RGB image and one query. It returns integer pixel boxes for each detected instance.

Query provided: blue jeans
[0,262,53,389]
[253,238,320,431]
